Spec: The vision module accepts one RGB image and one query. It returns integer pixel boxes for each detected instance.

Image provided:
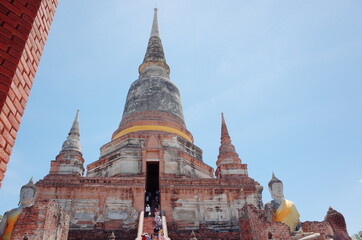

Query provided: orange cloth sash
[273,199,300,232]
[1,208,22,240]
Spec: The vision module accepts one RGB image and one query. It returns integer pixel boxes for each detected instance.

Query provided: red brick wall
[239,205,338,240]
[168,231,240,240]
[0,0,58,187]
[168,224,240,240]
[10,200,70,240]
[239,204,292,240]
[302,221,333,239]
[68,230,138,240]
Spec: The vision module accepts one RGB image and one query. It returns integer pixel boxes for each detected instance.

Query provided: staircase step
[143,217,155,236]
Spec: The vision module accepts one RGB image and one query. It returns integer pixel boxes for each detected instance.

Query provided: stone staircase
[135,211,171,240]
[143,217,155,236]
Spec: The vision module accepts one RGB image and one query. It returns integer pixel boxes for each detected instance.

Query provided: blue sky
[1,0,361,235]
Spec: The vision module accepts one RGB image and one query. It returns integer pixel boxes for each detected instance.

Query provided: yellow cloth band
[273,199,300,232]
[274,200,292,222]
[1,208,22,240]
[112,125,193,142]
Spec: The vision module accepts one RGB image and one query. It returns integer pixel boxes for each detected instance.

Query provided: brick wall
[68,229,138,240]
[324,207,351,240]
[239,204,292,240]
[10,200,70,239]
[302,221,333,239]
[0,0,58,187]
[168,224,240,240]
[238,204,341,240]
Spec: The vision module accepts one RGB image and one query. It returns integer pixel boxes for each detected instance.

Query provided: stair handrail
[135,210,144,240]
[161,215,171,240]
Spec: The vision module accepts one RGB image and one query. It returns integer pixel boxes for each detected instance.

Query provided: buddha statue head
[268,173,284,200]
[18,178,37,207]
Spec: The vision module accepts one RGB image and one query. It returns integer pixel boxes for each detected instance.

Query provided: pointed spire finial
[139,8,170,75]
[216,113,248,177]
[221,113,231,144]
[69,109,80,136]
[61,110,82,153]
[151,8,160,37]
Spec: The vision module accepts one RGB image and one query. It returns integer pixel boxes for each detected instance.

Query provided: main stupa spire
[112,9,193,143]
[139,8,170,76]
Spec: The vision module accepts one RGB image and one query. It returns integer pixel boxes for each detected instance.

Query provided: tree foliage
[352,231,362,240]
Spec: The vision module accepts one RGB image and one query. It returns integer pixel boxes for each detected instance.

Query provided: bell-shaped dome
[112,9,193,143]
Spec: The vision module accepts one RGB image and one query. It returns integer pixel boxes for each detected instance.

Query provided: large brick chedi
[35,9,262,239]
[0,0,58,187]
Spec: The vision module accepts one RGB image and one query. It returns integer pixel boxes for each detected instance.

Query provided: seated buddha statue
[0,178,37,240]
[264,173,301,232]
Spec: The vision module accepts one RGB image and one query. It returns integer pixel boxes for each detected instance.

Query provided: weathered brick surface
[0,0,58,187]
[324,207,351,240]
[238,204,346,240]
[68,229,138,240]
[36,175,145,230]
[161,176,261,231]
[168,225,240,240]
[239,204,293,240]
[112,110,194,145]
[302,221,333,239]
[10,200,70,240]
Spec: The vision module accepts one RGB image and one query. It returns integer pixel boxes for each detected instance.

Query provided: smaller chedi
[0,178,37,240]
[265,173,301,232]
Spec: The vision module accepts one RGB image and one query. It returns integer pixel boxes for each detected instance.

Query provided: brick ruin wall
[9,200,345,240]
[160,177,261,233]
[35,175,145,230]
[10,200,69,240]
[0,0,58,187]
[239,204,343,240]
[168,224,240,240]
[302,221,334,239]
[239,204,292,240]
[67,229,138,240]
